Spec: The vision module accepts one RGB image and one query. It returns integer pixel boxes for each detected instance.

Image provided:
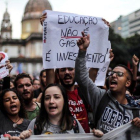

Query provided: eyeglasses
[108,71,124,77]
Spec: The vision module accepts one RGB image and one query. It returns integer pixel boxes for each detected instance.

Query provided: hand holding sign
[5,60,13,74]
[40,13,47,26]
[102,18,111,27]
[132,117,140,128]
[0,52,9,79]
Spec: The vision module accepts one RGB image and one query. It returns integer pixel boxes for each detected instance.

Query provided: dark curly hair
[35,83,73,134]
[14,73,33,89]
[0,88,27,118]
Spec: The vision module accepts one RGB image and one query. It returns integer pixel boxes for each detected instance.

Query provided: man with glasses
[75,32,140,134]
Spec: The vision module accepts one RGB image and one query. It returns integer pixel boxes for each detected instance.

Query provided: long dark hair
[0,88,27,118]
[35,83,73,134]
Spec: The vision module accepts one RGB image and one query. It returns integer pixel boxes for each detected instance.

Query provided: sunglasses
[108,71,124,77]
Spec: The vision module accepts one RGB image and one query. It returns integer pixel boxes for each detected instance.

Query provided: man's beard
[59,74,75,88]
[22,92,34,105]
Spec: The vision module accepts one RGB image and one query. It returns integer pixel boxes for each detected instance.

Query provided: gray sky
[0,0,140,39]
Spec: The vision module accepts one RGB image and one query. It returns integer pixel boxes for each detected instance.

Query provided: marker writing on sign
[59,39,76,47]
[56,48,109,63]
[61,27,81,39]
[86,48,109,63]
[57,52,78,61]
[43,22,47,43]
[45,50,51,62]
[58,15,98,26]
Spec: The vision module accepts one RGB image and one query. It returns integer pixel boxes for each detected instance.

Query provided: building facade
[0,0,52,76]
[110,9,140,38]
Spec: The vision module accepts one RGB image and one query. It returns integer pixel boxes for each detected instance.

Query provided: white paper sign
[43,10,110,69]
[94,42,111,86]
[95,61,110,86]
[0,52,9,79]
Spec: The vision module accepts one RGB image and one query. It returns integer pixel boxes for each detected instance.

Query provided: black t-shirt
[2,76,10,90]
[0,111,30,136]
[34,88,42,98]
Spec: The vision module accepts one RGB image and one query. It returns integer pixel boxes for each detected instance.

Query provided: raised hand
[132,117,140,128]
[5,60,13,74]
[109,49,114,62]
[102,18,111,27]
[132,54,139,66]
[40,13,47,25]
[77,32,90,51]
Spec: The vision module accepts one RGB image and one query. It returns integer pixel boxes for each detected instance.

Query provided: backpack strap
[77,87,91,112]
[132,109,139,118]
[94,92,110,128]
[35,102,41,109]
[71,117,79,133]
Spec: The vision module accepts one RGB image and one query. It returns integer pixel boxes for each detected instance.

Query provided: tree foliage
[125,34,140,57]
[109,28,131,68]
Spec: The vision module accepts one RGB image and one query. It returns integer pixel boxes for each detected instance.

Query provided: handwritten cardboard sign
[0,52,9,79]
[43,10,110,69]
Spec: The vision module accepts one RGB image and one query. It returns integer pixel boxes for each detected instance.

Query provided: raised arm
[75,32,106,118]
[132,54,139,81]
[128,55,139,94]
[77,32,90,51]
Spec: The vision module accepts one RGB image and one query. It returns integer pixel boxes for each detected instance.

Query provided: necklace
[12,118,21,128]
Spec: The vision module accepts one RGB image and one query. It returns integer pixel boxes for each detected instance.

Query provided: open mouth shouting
[10,104,18,112]
[64,74,72,83]
[49,106,57,112]
[23,91,30,96]
[110,80,118,89]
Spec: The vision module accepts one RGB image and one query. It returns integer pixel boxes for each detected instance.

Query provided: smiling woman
[0,89,30,138]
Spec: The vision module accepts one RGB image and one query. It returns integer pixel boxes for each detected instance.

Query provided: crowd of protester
[0,12,140,140]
